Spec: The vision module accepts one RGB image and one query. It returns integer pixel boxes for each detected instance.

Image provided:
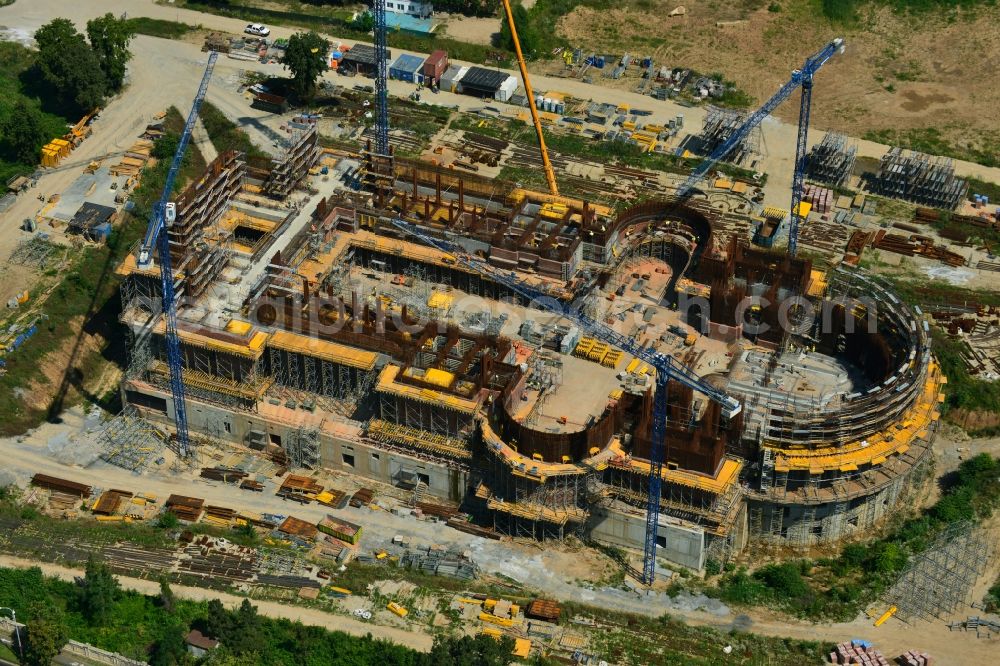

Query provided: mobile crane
[500,0,559,196]
[136,52,219,458]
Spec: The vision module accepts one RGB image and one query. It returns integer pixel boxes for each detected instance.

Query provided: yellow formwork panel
[269,330,377,370]
[767,365,942,473]
[623,457,742,495]
[152,320,266,359]
[375,365,480,414]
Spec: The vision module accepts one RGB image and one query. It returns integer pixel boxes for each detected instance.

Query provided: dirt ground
[558,1,1000,147]
[441,13,499,44]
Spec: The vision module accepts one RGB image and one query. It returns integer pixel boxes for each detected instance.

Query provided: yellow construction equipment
[874,606,897,626]
[500,0,558,195]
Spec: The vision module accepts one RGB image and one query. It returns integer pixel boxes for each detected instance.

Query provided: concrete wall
[588,505,706,571]
[125,382,467,502]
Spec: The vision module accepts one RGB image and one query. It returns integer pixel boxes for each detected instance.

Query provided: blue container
[594,56,605,69]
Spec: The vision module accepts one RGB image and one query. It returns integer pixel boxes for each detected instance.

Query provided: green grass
[932,330,1000,415]
[0,642,18,664]
[863,126,1000,169]
[124,17,199,39]
[198,100,269,159]
[0,42,78,185]
[0,107,205,436]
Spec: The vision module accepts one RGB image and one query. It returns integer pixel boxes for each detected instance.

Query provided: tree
[496,2,538,58]
[22,603,68,666]
[159,576,176,614]
[86,13,136,93]
[281,31,330,100]
[149,621,192,666]
[227,599,261,654]
[351,11,374,32]
[157,509,180,529]
[204,599,231,642]
[78,555,121,625]
[34,18,107,113]
[424,634,514,666]
[1,100,46,163]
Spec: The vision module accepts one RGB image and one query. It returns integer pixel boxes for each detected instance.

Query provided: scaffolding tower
[99,405,172,471]
[697,107,760,166]
[806,132,856,186]
[870,147,968,210]
[284,425,321,469]
[883,522,992,623]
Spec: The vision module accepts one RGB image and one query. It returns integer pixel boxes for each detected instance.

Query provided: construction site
[111,106,944,573]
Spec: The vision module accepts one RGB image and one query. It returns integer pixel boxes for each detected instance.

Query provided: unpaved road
[0,554,434,652]
[3,409,1000,664]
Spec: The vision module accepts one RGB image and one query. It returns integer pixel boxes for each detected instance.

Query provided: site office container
[423,50,448,84]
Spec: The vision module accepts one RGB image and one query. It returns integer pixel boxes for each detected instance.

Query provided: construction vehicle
[135,52,219,458]
[392,219,740,585]
[676,38,845,257]
[387,602,408,618]
[500,0,558,196]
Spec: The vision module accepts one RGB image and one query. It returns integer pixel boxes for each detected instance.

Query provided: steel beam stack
[871,147,968,210]
[806,133,856,187]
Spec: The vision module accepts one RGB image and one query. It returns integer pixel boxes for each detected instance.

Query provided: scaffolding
[263,125,319,198]
[697,107,760,165]
[883,522,992,623]
[284,425,320,469]
[9,237,59,268]
[805,132,856,186]
[870,147,968,210]
[99,405,172,471]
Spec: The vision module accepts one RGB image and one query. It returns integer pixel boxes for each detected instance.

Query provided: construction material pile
[829,640,889,665]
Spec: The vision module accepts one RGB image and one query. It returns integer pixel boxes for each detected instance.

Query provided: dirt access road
[3,408,1000,664]
[0,554,434,652]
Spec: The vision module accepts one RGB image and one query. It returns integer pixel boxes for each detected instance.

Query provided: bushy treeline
[716,454,1000,620]
[0,561,516,665]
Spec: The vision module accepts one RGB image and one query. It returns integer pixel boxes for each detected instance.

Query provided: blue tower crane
[136,52,219,458]
[372,0,390,157]
[390,219,742,584]
[677,38,845,255]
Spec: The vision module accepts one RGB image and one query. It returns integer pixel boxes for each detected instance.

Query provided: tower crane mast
[678,38,845,257]
[136,51,219,457]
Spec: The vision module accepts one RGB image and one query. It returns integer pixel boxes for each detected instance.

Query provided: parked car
[245,23,270,37]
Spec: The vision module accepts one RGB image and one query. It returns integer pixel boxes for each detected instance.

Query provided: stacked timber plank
[201,467,249,483]
[526,599,561,622]
[277,516,318,541]
[166,494,205,522]
[350,488,374,508]
[278,474,323,501]
[110,139,154,177]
